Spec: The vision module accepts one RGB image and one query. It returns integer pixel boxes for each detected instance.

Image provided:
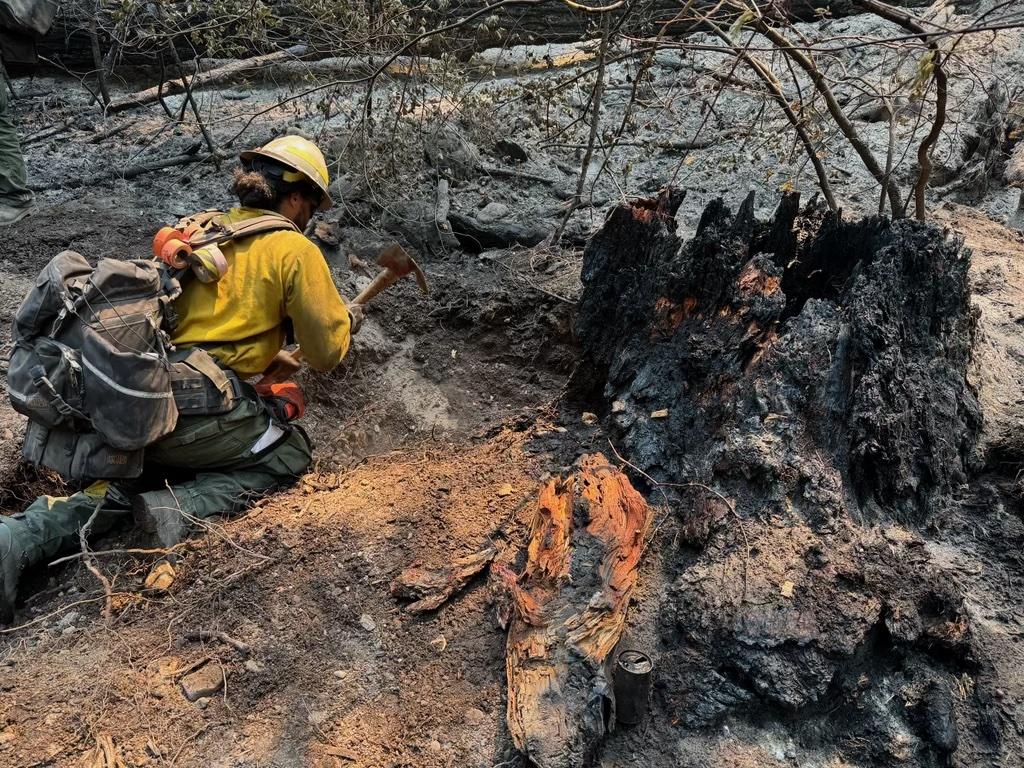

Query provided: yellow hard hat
[240,135,333,211]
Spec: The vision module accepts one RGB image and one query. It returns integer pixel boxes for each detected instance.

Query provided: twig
[855,0,948,220]
[36,56,102,106]
[119,150,218,180]
[80,500,114,624]
[87,0,111,107]
[477,163,560,185]
[707,22,838,212]
[184,630,251,657]
[0,595,126,634]
[745,4,905,216]
[48,543,187,567]
[169,722,223,767]
[169,43,222,169]
[553,14,612,243]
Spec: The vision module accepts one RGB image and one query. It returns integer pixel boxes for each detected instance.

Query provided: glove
[255,380,306,422]
[348,303,365,335]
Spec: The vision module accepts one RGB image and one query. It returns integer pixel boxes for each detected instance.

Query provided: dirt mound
[573,192,1008,766]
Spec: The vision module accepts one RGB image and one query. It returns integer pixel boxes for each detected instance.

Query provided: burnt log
[573,192,1004,765]
[495,454,651,768]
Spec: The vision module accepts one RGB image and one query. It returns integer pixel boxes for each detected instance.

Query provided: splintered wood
[391,544,498,613]
[495,454,651,768]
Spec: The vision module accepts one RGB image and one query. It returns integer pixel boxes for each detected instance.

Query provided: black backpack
[7,211,297,480]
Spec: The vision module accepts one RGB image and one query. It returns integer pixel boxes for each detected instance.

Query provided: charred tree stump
[572,192,1004,766]
[495,454,651,768]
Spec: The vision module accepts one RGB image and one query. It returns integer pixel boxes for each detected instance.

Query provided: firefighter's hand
[348,304,365,335]
[260,348,302,385]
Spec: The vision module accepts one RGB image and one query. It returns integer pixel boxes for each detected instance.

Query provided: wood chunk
[495,454,651,768]
[87,733,126,768]
[391,544,498,613]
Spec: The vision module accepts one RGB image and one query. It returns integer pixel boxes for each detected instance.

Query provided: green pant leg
[0,482,131,573]
[149,428,312,521]
[0,72,32,207]
[143,398,312,521]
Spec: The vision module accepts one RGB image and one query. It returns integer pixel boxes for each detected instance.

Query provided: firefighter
[0,136,360,622]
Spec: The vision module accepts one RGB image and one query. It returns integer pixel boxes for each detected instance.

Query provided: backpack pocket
[7,338,86,429]
[81,327,178,450]
[22,421,144,481]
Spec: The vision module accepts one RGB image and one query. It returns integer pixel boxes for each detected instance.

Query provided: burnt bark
[577,190,980,520]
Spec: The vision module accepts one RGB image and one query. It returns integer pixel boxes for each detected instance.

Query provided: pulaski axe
[258,242,428,385]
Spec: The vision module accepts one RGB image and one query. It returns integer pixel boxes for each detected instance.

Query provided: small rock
[495,139,529,163]
[180,664,224,702]
[582,412,598,426]
[56,611,80,629]
[60,626,78,636]
[430,635,448,653]
[611,400,627,414]
[195,697,210,709]
[315,220,341,246]
[476,202,510,224]
[144,560,175,592]
[464,708,487,726]
[308,710,330,726]
[333,670,349,680]
[651,409,670,419]
[428,740,442,752]
[496,484,513,498]
[359,614,377,632]
[243,659,264,674]
[780,580,795,598]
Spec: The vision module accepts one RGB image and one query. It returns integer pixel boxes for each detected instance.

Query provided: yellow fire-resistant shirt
[171,207,351,378]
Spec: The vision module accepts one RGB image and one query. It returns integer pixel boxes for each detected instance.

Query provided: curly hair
[231,167,277,209]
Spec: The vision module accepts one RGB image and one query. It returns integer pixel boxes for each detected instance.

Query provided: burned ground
[1,8,1024,766]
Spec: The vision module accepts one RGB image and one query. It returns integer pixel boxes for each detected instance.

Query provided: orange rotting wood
[499,454,651,768]
[391,544,498,613]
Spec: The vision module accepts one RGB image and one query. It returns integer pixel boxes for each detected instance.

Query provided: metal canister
[613,649,653,727]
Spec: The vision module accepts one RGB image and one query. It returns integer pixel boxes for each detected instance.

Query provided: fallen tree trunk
[104,45,307,114]
[494,454,651,768]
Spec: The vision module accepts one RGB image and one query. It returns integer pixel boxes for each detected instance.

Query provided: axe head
[377,243,429,295]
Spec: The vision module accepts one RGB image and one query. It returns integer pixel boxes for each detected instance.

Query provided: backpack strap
[218,213,300,241]
[175,209,224,231]
[189,212,300,249]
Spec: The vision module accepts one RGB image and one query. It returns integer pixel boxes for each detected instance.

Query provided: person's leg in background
[0,68,33,225]
[0,482,133,622]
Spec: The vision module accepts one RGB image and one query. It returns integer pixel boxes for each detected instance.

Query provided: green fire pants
[0,72,32,208]
[0,398,311,582]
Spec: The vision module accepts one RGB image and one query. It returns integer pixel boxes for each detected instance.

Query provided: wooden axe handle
[258,263,417,386]
[352,267,398,306]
